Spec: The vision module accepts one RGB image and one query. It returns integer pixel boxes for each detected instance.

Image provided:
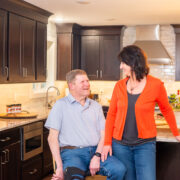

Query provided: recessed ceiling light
[76,0,91,5]
[54,17,63,23]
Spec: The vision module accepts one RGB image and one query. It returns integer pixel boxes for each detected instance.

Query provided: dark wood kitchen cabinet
[81,36,100,80]
[81,26,123,80]
[0,0,52,83]
[8,13,36,83]
[0,128,20,180]
[0,9,8,83]
[21,154,42,180]
[36,22,47,82]
[156,142,180,180]
[56,23,81,80]
[173,25,180,81]
[81,35,120,80]
[43,127,53,176]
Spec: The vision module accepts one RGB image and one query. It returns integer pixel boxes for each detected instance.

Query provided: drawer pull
[96,70,99,78]
[0,137,11,142]
[1,151,6,165]
[5,149,9,163]
[29,168,38,175]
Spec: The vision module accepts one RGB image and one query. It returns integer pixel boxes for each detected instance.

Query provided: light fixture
[54,17,63,23]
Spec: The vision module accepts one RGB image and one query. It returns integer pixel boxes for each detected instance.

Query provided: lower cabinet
[156,142,180,180]
[21,155,42,180]
[0,142,20,180]
[43,127,53,176]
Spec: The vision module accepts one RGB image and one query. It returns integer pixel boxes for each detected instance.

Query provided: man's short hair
[66,69,87,84]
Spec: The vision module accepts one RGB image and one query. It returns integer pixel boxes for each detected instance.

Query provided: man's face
[69,74,90,98]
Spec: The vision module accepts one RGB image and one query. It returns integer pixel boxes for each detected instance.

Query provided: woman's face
[120,62,132,76]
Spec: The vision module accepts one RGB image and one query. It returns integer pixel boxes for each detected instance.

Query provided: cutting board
[0,112,38,119]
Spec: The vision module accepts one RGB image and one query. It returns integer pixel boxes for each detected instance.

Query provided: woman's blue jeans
[60,146,126,180]
[112,140,156,180]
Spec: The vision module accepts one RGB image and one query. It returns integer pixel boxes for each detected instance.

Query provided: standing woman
[101,45,180,180]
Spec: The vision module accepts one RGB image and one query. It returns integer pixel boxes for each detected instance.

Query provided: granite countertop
[157,127,179,142]
[0,113,48,132]
[0,110,180,143]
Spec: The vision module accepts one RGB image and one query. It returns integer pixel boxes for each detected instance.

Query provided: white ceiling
[25,0,180,26]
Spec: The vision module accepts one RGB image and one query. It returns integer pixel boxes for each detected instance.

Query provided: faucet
[46,86,60,109]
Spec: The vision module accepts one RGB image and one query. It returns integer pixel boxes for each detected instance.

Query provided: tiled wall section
[122,25,176,81]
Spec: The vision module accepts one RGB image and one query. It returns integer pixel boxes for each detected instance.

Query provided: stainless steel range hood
[133,25,172,64]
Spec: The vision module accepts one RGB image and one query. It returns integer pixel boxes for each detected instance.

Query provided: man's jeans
[112,140,156,180]
[60,146,126,180]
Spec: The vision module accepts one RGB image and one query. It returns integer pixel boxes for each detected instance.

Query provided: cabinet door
[43,129,53,176]
[36,22,47,82]
[22,155,42,180]
[57,34,72,80]
[0,142,20,180]
[21,17,36,82]
[56,33,81,80]
[175,33,180,81]
[156,142,180,180]
[9,13,36,83]
[0,9,8,83]
[100,35,120,80]
[72,34,81,70]
[81,36,100,80]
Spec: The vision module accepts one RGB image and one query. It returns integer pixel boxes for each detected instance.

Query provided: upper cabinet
[0,0,52,83]
[173,25,180,81]
[81,36,100,80]
[0,9,8,83]
[81,26,123,80]
[36,22,47,82]
[9,13,36,83]
[56,23,81,80]
[81,35,121,80]
[56,24,123,81]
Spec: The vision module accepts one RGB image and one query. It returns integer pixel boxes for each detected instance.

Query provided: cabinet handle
[29,168,38,175]
[5,149,9,163]
[96,70,99,78]
[26,68,28,77]
[100,70,102,78]
[0,137,11,142]
[23,67,27,77]
[1,150,6,165]
[4,66,9,79]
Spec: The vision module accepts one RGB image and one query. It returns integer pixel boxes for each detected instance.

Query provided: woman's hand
[101,145,112,162]
[175,135,180,142]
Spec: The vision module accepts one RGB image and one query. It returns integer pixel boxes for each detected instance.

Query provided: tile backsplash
[122,25,176,82]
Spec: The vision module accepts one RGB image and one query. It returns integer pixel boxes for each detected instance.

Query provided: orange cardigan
[104,75,179,145]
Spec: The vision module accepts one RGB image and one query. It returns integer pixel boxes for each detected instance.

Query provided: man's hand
[89,155,100,176]
[51,167,64,180]
[101,145,112,162]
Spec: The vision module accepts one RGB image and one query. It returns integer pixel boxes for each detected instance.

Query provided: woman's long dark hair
[118,45,149,81]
